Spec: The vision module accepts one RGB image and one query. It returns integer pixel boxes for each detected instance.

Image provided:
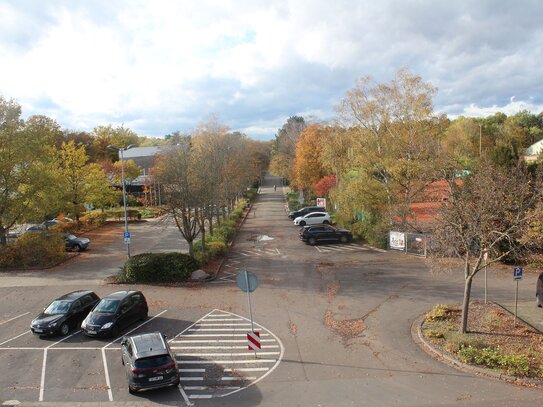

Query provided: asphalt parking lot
[0,298,284,405]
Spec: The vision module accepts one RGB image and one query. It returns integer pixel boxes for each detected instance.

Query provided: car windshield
[66,234,77,240]
[94,299,120,313]
[44,300,72,315]
[134,355,173,369]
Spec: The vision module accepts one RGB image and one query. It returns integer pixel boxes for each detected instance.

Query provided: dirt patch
[324,310,366,342]
[289,321,298,335]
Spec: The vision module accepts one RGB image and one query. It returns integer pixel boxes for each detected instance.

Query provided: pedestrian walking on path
[274,185,277,191]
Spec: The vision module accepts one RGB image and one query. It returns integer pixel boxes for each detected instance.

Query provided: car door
[68,299,85,328]
[305,213,319,225]
[320,226,337,242]
[121,340,134,375]
[117,299,132,330]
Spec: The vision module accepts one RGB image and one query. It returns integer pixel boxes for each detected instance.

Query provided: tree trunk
[187,240,194,258]
[461,274,474,334]
[0,225,6,246]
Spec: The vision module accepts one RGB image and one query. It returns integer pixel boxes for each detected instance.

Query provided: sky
[1,1,542,140]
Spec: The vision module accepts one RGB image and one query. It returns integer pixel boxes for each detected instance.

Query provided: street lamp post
[108,144,134,258]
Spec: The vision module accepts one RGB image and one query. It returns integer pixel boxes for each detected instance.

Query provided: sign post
[513,267,523,327]
[236,270,259,358]
[483,251,488,304]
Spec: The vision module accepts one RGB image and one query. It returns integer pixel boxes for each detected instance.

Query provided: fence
[388,231,429,257]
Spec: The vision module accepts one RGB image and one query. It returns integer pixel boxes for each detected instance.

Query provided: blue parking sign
[513,267,523,280]
[124,231,131,239]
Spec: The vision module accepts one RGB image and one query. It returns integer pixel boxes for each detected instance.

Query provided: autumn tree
[0,99,59,244]
[155,139,201,258]
[292,124,330,193]
[431,160,543,333]
[336,68,446,231]
[54,140,116,220]
[269,116,306,181]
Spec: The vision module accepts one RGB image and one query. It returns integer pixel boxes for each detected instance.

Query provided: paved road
[1,174,543,406]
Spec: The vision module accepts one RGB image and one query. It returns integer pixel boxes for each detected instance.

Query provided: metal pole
[514,280,518,327]
[120,149,131,258]
[479,123,482,157]
[245,270,254,332]
[244,270,256,359]
[484,252,488,304]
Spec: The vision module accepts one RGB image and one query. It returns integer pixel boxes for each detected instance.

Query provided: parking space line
[195,323,252,326]
[221,376,256,381]
[314,246,324,253]
[0,311,30,326]
[179,351,280,357]
[102,309,168,349]
[47,329,82,349]
[0,330,30,346]
[177,359,277,364]
[171,339,275,343]
[224,367,269,372]
[185,386,240,390]
[172,345,279,350]
[39,349,47,402]
[178,333,271,337]
[101,348,114,402]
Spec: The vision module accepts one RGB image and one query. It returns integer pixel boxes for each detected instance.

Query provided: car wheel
[308,237,317,246]
[537,294,542,308]
[323,220,330,224]
[128,385,137,394]
[73,244,81,252]
[60,322,69,336]
[140,309,148,321]
[299,221,306,226]
[340,235,349,244]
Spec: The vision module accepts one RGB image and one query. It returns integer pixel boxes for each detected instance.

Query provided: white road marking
[39,348,47,402]
[195,322,251,327]
[179,377,204,381]
[0,312,30,326]
[189,394,213,399]
[198,318,243,322]
[224,367,269,372]
[178,384,195,406]
[0,330,30,346]
[101,348,113,402]
[178,351,280,357]
[184,386,240,390]
[188,328,266,331]
[178,333,270,337]
[179,368,205,373]
[177,359,277,364]
[172,345,278,350]
[221,376,257,381]
[171,339,275,343]
[103,309,168,348]
[47,329,82,349]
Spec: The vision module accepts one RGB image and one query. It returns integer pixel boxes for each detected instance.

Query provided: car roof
[128,332,169,358]
[102,290,140,300]
[57,290,96,302]
[304,212,328,216]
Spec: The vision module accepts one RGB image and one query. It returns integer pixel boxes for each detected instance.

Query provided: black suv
[121,332,179,394]
[81,291,148,338]
[299,225,353,245]
[288,206,326,219]
[31,290,100,336]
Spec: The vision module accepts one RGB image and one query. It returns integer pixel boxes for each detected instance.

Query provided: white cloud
[0,0,542,139]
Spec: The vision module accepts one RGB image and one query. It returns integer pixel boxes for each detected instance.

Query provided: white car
[293,212,331,226]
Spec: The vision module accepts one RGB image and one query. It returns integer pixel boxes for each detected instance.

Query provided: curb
[412,313,543,386]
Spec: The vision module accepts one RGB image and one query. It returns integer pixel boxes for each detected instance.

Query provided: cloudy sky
[1,1,542,140]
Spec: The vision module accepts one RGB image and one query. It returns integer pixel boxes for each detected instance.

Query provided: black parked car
[288,206,326,219]
[299,224,353,245]
[30,290,100,336]
[81,291,148,338]
[121,332,179,394]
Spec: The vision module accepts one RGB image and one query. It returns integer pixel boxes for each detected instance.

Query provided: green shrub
[244,188,258,201]
[457,346,531,376]
[426,304,453,322]
[139,207,163,219]
[208,240,227,256]
[0,232,66,268]
[106,209,141,221]
[121,252,198,283]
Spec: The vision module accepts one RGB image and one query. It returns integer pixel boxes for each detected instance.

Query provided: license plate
[34,329,43,333]
[87,330,96,335]
[149,376,163,382]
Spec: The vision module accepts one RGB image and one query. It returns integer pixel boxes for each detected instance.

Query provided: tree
[314,175,336,197]
[431,160,543,333]
[154,140,201,258]
[0,98,58,244]
[292,124,330,192]
[336,68,446,230]
[269,116,306,181]
[54,141,117,220]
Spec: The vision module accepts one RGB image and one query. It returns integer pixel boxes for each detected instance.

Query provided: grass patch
[422,302,543,379]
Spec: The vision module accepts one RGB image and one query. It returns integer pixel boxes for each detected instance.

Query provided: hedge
[0,232,66,268]
[120,252,199,283]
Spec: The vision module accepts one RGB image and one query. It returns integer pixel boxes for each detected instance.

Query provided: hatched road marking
[171,309,284,400]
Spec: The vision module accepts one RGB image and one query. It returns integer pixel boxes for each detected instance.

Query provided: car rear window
[134,355,173,369]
